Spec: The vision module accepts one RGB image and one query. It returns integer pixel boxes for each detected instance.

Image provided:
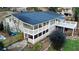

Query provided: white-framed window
[46,29,48,33]
[28,34,33,39]
[50,20,55,25]
[34,24,38,30]
[9,18,11,22]
[39,32,42,36]
[23,23,33,30]
[34,34,38,39]
[43,31,45,34]
[39,23,42,28]
[43,22,46,26]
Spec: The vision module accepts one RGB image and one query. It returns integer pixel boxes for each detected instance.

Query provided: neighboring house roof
[13,12,65,25]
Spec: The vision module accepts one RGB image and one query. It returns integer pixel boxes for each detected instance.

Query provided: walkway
[7,40,27,51]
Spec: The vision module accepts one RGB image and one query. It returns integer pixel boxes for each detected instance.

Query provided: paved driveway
[7,40,27,51]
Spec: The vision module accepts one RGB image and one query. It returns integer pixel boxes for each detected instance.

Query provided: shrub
[49,30,66,51]
[0,21,4,31]
[33,42,42,51]
[0,42,4,50]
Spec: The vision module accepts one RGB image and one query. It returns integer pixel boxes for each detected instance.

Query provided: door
[56,26,63,32]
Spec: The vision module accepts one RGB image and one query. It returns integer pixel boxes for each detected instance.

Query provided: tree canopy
[49,30,66,50]
[49,7,58,12]
[74,7,79,21]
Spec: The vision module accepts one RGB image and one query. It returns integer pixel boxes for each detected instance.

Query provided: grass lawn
[48,39,79,51]
[0,32,24,48]
[63,39,79,51]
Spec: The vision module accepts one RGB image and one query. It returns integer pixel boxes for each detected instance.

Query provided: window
[50,20,55,25]
[39,32,42,36]
[43,23,46,26]
[69,14,72,16]
[34,25,38,29]
[39,23,42,28]
[46,22,49,24]
[34,34,38,39]
[25,34,28,39]
[14,20,17,23]
[23,23,33,30]
[64,13,68,16]
[43,31,45,34]
[9,18,11,22]
[28,35,33,39]
[46,29,48,33]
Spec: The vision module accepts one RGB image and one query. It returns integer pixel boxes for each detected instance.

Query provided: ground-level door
[56,26,76,36]
[56,26,64,32]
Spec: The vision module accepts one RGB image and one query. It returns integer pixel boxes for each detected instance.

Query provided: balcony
[56,21,77,29]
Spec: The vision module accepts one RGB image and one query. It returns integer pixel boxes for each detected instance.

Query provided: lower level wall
[28,38,34,44]
[24,26,55,44]
[33,32,49,44]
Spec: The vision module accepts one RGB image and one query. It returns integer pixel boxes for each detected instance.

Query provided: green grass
[0,8,10,11]
[63,39,79,51]
[0,32,24,47]
[48,39,79,51]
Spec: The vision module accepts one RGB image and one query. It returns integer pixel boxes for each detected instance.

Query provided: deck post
[72,29,74,36]
[63,27,65,33]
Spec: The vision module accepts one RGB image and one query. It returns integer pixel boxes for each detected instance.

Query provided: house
[3,12,77,44]
[57,7,73,20]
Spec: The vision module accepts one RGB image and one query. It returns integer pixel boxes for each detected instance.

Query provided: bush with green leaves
[49,30,66,51]
[33,42,42,51]
[0,21,4,31]
[0,42,4,50]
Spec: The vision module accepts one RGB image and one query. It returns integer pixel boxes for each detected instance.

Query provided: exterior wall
[33,32,49,44]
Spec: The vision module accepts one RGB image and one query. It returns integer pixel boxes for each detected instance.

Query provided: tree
[49,7,58,12]
[27,7,39,12]
[73,7,79,21]
[33,43,42,51]
[0,21,4,31]
[0,42,4,51]
[49,30,66,51]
